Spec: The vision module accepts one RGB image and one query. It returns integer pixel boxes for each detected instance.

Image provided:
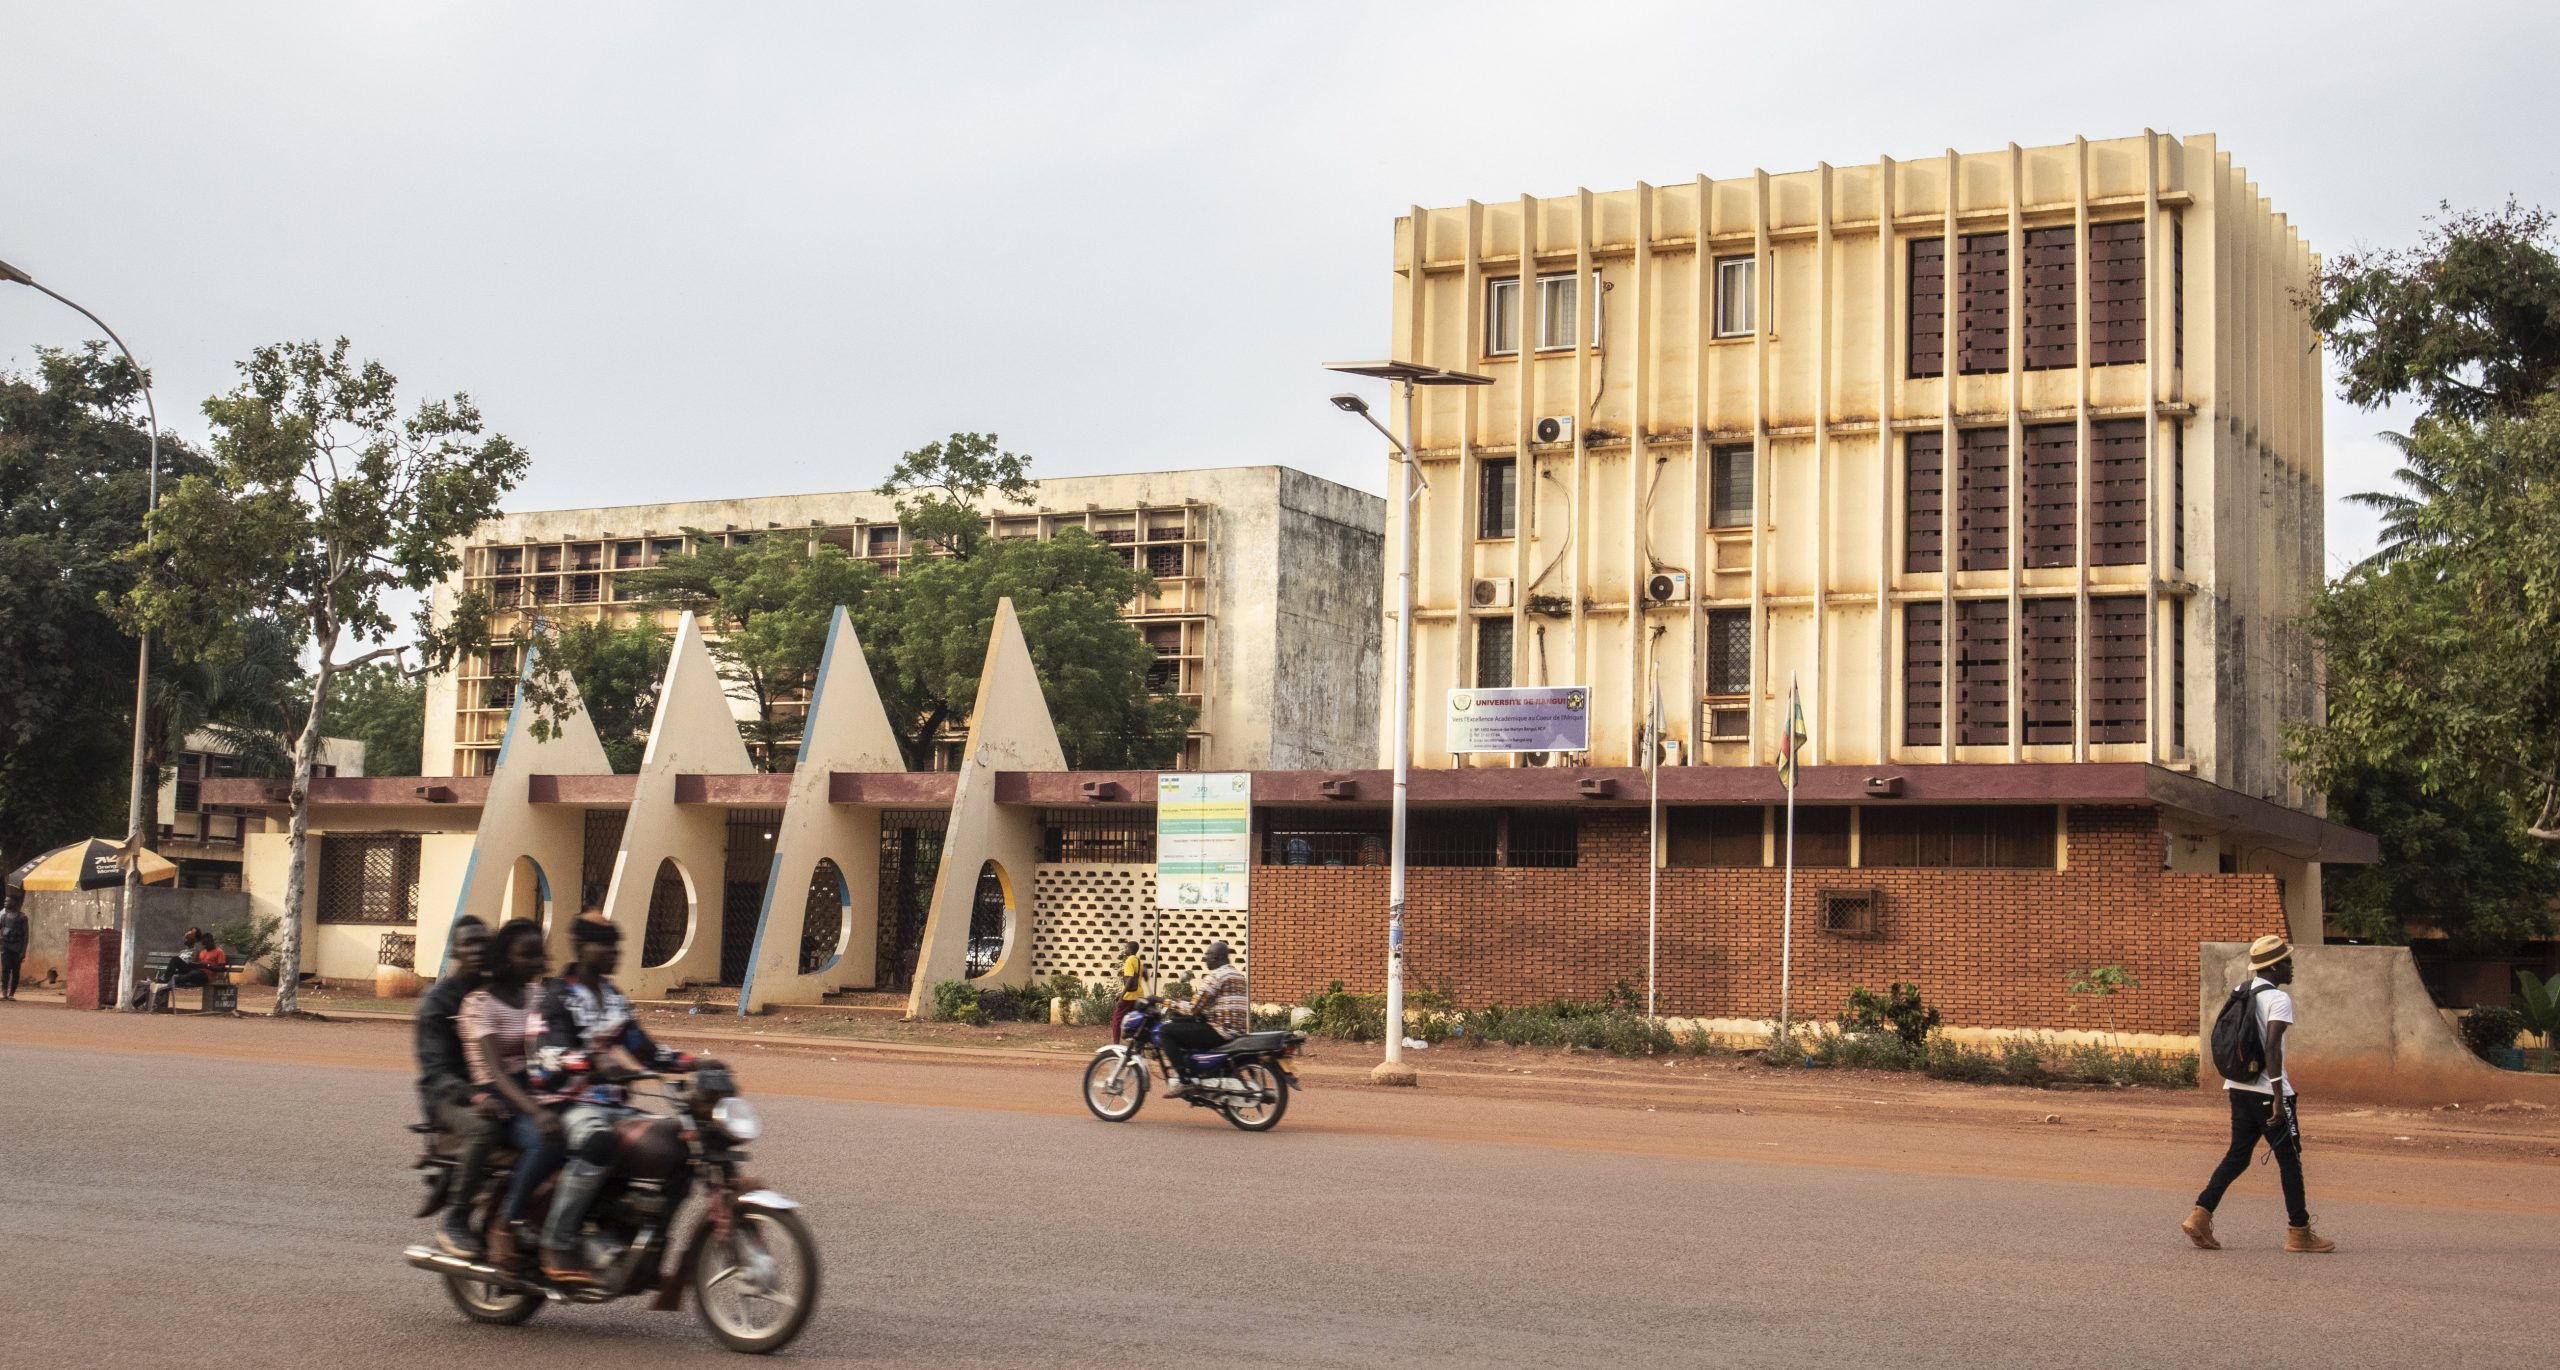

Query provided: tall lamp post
[1324,360,1490,1086]
[2,257,161,1014]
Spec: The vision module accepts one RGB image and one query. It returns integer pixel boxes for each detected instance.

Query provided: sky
[5,0,2555,579]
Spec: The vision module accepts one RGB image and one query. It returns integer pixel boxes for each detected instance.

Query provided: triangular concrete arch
[737,608,906,1013]
[607,610,754,998]
[906,598,1066,1016]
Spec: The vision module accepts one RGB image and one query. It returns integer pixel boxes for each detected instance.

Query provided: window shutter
[2089,220,2146,366]
[2021,226,2077,371]
[2091,418,2146,566]
[1904,433,1944,573]
[1955,599,2010,747]
[1903,602,1945,747]
[1956,233,2010,374]
[2021,598,2076,747]
[1908,238,1946,379]
[2090,595,2147,743]
[1956,428,2009,571]
[2023,422,2077,568]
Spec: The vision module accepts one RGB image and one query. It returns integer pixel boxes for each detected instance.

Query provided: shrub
[1295,980,1455,1044]
[1812,1027,1925,1072]
[213,913,279,967]
[1843,982,1941,1048]
[930,981,988,1025]
[2460,1004,2525,1061]
[1759,1020,1809,1068]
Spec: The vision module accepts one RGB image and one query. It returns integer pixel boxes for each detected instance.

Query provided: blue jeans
[503,1108,565,1224]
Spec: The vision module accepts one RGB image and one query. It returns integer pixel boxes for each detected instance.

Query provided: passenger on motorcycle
[457,918,565,1270]
[416,915,498,1257]
[1158,940,1248,1097]
[531,911,698,1286]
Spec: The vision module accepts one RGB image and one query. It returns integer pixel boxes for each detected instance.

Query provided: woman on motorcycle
[459,918,564,1269]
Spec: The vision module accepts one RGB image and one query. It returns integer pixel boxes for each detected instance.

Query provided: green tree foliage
[620,537,881,768]
[313,661,426,779]
[520,617,669,773]
[121,339,525,1013]
[2313,201,2560,422]
[2321,762,2559,949]
[154,614,305,781]
[0,344,214,864]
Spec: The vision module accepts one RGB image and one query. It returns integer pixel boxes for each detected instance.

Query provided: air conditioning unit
[1470,577,1515,609]
[1645,571,1690,604]
[1657,738,1686,768]
[1533,415,1575,445]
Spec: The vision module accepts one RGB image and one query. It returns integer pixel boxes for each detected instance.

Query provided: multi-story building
[1384,130,2331,914]
[422,466,1384,777]
[156,732,364,887]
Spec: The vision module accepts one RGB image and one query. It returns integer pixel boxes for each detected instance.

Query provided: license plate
[1277,1059,1299,1081]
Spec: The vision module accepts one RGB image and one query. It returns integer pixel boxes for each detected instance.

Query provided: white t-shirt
[2223,976,2296,1096]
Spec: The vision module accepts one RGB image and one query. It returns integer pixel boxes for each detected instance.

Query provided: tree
[0,344,214,866]
[519,617,669,773]
[152,614,305,782]
[2321,761,2559,949]
[121,339,525,1013]
[313,661,426,779]
[619,537,883,768]
[2313,200,2560,423]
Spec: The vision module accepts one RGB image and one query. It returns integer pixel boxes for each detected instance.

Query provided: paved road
[0,1024,2546,1368]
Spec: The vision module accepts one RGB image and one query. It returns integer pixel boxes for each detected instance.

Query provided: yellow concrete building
[1387,132,2321,818]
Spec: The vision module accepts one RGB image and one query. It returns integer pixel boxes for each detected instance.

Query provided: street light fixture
[1323,359,1490,1086]
[2,256,162,1014]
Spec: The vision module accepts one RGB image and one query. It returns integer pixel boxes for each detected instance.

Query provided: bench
[141,951,239,1014]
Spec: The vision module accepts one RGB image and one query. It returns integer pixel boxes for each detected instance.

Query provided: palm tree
[146,614,303,788]
[2343,431,2451,572]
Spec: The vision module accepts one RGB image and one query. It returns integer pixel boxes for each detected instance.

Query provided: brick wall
[1249,806,2283,1035]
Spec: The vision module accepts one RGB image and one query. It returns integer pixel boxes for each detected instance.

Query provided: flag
[1776,675,1808,790]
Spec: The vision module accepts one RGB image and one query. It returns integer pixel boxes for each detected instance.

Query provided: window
[1476,616,1514,689]
[2023,423,2077,569]
[318,834,421,925]
[1787,806,1852,867]
[1486,277,1521,356]
[2091,418,2146,565]
[2089,220,2146,367]
[1908,238,1946,378]
[1903,603,1944,747]
[1957,234,2010,374]
[865,526,901,557]
[1667,806,1763,867]
[1709,444,1754,529]
[1905,433,1945,573]
[2172,219,2185,371]
[1819,889,1881,938]
[2172,599,2187,750]
[2021,598,2075,747]
[1713,256,1757,337]
[2172,424,2186,568]
[1039,810,1157,864]
[1955,599,2010,748]
[1537,273,1578,350]
[2021,226,2077,371]
[1505,810,1579,868]
[1956,427,2009,571]
[2089,596,2146,743]
[1860,806,2056,868]
[1480,458,1518,538]
[1706,609,1750,697]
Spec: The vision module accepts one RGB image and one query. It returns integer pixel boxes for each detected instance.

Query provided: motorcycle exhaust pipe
[402,1243,548,1299]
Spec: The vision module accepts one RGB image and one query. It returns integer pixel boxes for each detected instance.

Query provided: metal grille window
[1860,806,2057,868]
[2089,596,2147,743]
[1706,609,1751,697]
[1908,238,1945,378]
[1505,810,1579,868]
[722,810,782,985]
[2021,598,2076,747]
[1819,888,1881,938]
[174,754,202,813]
[2021,226,2077,371]
[317,834,421,925]
[1145,544,1184,578]
[1713,257,1757,337]
[1905,433,1944,572]
[2172,600,2187,750]
[640,860,689,968]
[2173,219,2185,371]
[1476,617,1515,689]
[1486,277,1522,356]
[1955,600,2011,748]
[1263,821,1386,868]
[1957,234,2010,374]
[1904,603,1945,747]
[1480,458,1518,538]
[1039,809,1157,864]
[1666,806,1763,867]
[580,809,626,910]
[2172,424,2186,568]
[2089,220,2146,366]
[2023,423,2077,568]
[1709,444,1754,529]
[2091,419,2147,565]
[1956,428,2009,571]
[799,860,847,975]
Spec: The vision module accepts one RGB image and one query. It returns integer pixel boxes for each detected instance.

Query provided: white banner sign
[1156,772,1251,911]
[1446,685,1591,753]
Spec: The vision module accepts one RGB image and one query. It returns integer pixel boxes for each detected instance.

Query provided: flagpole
[1645,657,1661,1021]
[1779,671,1799,1028]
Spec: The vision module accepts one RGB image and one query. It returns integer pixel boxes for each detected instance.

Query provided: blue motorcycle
[1081,996,1303,1131]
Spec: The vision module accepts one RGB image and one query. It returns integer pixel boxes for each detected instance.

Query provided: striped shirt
[1189,963,1250,1034]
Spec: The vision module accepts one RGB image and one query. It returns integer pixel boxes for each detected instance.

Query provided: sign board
[1446,685,1591,753]
[1156,772,1250,911]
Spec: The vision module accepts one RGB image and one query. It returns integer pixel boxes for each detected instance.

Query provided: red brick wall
[1249,806,2282,1036]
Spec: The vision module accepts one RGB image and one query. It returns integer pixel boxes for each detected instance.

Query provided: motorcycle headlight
[711,1097,762,1142]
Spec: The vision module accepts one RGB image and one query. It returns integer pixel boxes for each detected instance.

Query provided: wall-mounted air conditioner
[1470,577,1515,609]
[1533,415,1575,445]
[1645,571,1690,604]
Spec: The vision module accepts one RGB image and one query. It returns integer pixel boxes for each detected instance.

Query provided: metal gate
[721,810,781,986]
[875,810,947,993]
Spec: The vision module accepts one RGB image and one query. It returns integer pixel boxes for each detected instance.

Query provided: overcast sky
[6,1,2555,576]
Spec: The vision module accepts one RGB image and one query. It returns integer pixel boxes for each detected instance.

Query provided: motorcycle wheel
[443,1273,543,1326]
[694,1206,821,1355]
[1082,1051,1148,1122]
[1219,1061,1288,1132]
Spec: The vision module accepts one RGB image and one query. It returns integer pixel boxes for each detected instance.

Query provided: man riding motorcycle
[531,911,701,1286]
[1157,940,1248,1098]
[415,915,498,1258]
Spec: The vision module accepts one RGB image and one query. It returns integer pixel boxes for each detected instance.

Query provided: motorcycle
[403,1063,819,1355]
[1081,996,1305,1131]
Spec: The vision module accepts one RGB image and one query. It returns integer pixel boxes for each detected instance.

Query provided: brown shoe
[2285,1223,2337,1254]
[2181,1206,2220,1250]
[540,1245,595,1286]
[486,1221,520,1271]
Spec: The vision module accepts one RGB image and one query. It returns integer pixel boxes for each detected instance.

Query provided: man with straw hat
[2183,934,2336,1253]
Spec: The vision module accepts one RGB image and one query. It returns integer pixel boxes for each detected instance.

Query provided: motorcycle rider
[1157,940,1248,1097]
[416,915,500,1257]
[460,918,565,1271]
[533,911,697,1286]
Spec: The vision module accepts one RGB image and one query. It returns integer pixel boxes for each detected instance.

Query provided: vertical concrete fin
[906,599,1066,1015]
[739,608,903,1013]
[607,610,754,996]
[434,639,613,974]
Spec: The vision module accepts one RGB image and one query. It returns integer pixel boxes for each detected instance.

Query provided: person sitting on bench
[141,929,227,1010]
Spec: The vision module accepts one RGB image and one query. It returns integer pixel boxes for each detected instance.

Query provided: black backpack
[2209,982,2271,1083]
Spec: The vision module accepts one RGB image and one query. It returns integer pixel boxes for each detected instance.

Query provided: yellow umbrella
[7,838,180,892]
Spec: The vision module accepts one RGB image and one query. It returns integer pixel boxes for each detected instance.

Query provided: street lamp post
[1325,360,1490,1086]
[2,258,161,1014]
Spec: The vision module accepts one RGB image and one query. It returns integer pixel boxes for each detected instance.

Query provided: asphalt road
[0,1024,2544,1368]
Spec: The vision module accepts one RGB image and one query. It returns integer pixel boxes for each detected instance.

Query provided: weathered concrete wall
[2199,941,2560,1106]
[18,887,251,985]
[1270,468,1386,769]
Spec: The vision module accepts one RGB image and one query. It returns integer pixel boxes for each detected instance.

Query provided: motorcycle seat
[1214,1031,1289,1055]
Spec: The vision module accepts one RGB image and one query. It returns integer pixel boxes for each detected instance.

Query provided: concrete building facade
[423,466,1384,777]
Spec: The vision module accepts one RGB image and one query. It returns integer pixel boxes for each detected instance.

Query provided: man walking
[0,888,29,1000]
[1110,939,1147,1043]
[2184,935,2336,1253]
